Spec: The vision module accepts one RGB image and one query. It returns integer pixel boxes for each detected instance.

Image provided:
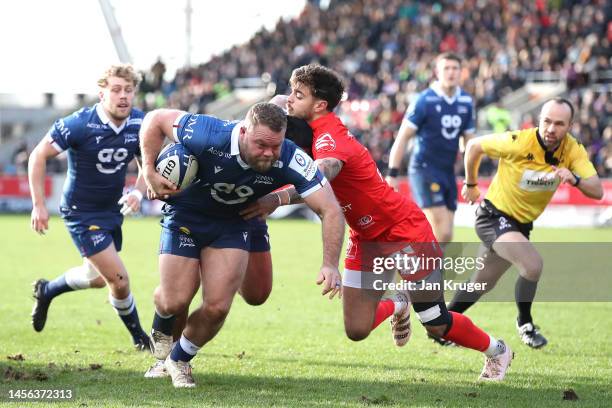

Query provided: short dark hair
[290,64,345,111]
[546,97,575,122]
[245,103,287,133]
[435,52,462,65]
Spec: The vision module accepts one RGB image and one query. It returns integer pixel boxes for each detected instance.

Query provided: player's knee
[89,276,107,288]
[240,285,272,306]
[439,230,453,244]
[202,302,231,324]
[521,255,543,281]
[344,321,371,342]
[241,292,270,306]
[154,289,189,316]
[107,274,130,294]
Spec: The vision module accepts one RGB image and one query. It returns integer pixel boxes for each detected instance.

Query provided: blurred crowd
[6,0,611,177]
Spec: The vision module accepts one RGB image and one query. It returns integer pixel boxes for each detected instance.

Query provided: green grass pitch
[1,215,611,407]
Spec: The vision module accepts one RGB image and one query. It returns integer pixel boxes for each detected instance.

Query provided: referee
[447,98,603,348]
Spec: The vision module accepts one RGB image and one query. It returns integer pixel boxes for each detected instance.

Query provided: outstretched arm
[303,182,345,299]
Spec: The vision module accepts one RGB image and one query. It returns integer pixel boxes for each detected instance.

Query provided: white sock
[64,263,98,290]
[109,293,135,316]
[179,335,201,356]
[484,335,505,357]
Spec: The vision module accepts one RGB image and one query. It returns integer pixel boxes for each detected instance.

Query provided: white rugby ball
[155,143,199,190]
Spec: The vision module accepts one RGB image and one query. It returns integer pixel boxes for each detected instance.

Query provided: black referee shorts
[475,199,533,249]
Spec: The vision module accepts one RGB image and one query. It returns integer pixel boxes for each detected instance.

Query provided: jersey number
[97,148,128,174]
[210,183,254,204]
[440,115,462,140]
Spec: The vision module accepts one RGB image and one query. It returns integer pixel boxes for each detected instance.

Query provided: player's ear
[314,99,328,113]
[98,89,105,102]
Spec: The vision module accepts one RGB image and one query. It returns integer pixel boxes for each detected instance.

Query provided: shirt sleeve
[285,146,327,198]
[173,113,218,156]
[46,112,83,152]
[479,131,521,160]
[403,93,426,129]
[568,141,598,178]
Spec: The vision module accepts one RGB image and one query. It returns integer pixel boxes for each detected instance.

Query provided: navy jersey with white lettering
[46,104,144,212]
[165,113,326,220]
[405,83,475,172]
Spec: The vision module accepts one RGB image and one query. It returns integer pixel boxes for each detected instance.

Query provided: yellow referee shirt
[480,127,597,223]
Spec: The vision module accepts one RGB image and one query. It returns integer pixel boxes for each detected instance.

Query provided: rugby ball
[155,143,199,190]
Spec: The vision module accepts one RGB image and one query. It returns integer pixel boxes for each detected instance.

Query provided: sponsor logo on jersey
[179,235,195,248]
[435,105,441,112]
[315,133,336,152]
[340,203,352,213]
[430,182,441,193]
[519,169,559,191]
[95,136,104,144]
[208,147,232,159]
[88,225,100,231]
[242,232,249,242]
[91,233,105,247]
[124,133,138,144]
[272,160,284,168]
[254,175,274,185]
[127,118,142,126]
[457,105,468,114]
[458,95,473,103]
[357,215,373,227]
[526,153,534,161]
[289,151,317,181]
[179,226,191,235]
[182,115,198,141]
[214,166,223,174]
[87,123,105,129]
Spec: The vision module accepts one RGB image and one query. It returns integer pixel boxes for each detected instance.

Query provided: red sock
[371,299,395,330]
[444,312,490,352]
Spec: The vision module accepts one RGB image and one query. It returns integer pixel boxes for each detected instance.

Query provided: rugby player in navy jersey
[140,103,344,387]
[386,53,475,247]
[143,116,315,379]
[28,64,151,350]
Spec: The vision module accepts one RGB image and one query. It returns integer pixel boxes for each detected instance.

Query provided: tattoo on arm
[316,158,343,182]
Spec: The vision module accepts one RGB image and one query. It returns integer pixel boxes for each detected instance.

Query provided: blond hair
[97,64,141,88]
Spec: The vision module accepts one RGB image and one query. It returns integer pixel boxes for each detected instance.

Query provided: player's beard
[249,157,274,173]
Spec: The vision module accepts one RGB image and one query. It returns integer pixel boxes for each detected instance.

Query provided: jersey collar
[308,111,335,133]
[95,103,127,134]
[230,121,250,169]
[430,81,460,104]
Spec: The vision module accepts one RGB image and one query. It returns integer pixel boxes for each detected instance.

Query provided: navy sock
[153,311,176,336]
[170,341,196,363]
[44,275,74,299]
[110,294,146,341]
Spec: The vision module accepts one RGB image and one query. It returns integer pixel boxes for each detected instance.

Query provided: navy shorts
[60,208,123,257]
[159,216,270,259]
[409,166,457,211]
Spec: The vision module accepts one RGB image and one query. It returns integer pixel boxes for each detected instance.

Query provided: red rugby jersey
[309,112,428,240]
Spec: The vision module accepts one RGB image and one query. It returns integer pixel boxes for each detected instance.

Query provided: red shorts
[344,215,441,281]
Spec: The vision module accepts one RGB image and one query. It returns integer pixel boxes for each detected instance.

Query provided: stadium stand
[132,0,610,178]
